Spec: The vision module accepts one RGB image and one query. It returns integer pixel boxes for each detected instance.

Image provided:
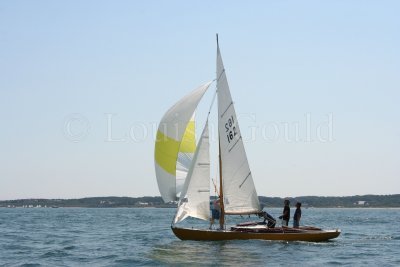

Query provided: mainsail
[216,42,260,214]
[155,82,212,202]
[174,121,210,224]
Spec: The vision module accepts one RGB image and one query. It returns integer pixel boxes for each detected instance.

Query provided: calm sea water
[0,207,399,266]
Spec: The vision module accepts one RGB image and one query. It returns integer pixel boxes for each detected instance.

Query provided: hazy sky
[1,1,399,200]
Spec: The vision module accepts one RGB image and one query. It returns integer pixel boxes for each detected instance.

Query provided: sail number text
[225,115,237,143]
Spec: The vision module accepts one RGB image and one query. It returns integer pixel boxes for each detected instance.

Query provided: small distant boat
[154,35,340,242]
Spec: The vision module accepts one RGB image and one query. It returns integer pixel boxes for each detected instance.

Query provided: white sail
[176,114,196,196]
[155,81,212,203]
[216,42,260,214]
[174,121,211,224]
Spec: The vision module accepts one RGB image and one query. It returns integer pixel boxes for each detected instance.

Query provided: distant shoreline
[1,194,399,208]
[2,206,400,209]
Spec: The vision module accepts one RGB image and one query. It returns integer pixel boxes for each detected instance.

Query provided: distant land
[1,195,399,208]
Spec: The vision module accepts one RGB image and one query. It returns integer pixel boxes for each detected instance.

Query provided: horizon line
[1,193,399,202]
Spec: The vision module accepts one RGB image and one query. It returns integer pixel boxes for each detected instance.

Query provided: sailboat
[154,35,341,242]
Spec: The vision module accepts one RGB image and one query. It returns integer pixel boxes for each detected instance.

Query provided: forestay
[155,82,212,203]
[216,43,260,214]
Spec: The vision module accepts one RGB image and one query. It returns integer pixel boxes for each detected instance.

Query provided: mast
[218,138,225,229]
[216,33,225,229]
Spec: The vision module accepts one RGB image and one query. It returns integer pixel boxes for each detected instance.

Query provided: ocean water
[0,208,399,266]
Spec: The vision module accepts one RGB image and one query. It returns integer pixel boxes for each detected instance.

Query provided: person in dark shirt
[279,199,290,226]
[257,211,276,228]
[293,202,302,228]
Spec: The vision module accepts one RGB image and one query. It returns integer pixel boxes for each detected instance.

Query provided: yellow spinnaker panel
[154,81,212,203]
[179,120,196,153]
[155,130,180,175]
[154,115,196,175]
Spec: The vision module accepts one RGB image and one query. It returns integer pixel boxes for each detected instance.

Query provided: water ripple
[0,208,399,266]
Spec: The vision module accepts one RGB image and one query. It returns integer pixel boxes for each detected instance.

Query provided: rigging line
[212,151,220,198]
[211,177,219,197]
[216,69,225,82]
[206,84,217,120]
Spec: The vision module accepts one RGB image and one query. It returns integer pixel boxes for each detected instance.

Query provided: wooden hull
[172,226,341,242]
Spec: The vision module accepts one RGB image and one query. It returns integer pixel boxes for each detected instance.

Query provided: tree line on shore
[1,194,399,208]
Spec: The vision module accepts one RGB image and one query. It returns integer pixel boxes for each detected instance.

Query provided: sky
[0,1,399,200]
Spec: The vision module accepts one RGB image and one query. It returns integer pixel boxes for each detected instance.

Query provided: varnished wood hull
[172,226,341,242]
